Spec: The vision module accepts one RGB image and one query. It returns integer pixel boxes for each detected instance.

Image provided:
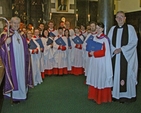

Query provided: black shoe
[112,98,117,102]
[12,101,20,104]
[119,101,125,104]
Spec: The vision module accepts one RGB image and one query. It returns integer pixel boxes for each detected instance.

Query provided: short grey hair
[10,16,21,23]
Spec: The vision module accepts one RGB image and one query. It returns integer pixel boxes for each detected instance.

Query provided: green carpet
[1,72,141,113]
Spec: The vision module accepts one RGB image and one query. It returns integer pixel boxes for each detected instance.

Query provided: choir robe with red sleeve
[53,35,68,75]
[29,38,43,86]
[44,37,54,75]
[71,34,84,75]
[66,36,73,73]
[40,37,46,78]
[48,28,58,37]
[86,35,113,104]
[82,32,97,76]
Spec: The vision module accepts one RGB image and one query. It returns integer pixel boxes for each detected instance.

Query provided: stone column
[43,0,51,24]
[26,0,31,24]
[74,0,77,26]
[97,0,114,34]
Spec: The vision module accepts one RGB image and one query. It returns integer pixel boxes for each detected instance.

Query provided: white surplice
[44,37,54,70]
[66,36,73,71]
[71,35,84,68]
[82,33,96,76]
[86,36,113,89]
[40,37,46,72]
[69,29,75,37]
[53,35,68,69]
[30,39,43,86]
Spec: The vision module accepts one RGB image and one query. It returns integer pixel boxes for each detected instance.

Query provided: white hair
[10,16,21,23]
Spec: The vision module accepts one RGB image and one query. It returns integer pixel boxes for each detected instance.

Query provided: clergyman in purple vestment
[0,16,33,103]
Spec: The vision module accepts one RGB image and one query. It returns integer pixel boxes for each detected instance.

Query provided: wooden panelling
[125,11,141,68]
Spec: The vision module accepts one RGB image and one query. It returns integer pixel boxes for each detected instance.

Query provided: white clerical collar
[14,30,18,34]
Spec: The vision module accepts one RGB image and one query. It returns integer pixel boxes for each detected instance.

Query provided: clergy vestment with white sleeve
[1,29,33,100]
[4,31,27,100]
[108,24,138,101]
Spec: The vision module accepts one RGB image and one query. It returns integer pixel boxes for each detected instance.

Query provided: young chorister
[43,29,54,76]
[65,21,75,37]
[71,26,84,75]
[80,24,88,40]
[83,22,97,77]
[27,30,43,86]
[38,23,45,37]
[53,27,68,75]
[64,29,73,74]
[33,28,45,79]
[48,20,58,37]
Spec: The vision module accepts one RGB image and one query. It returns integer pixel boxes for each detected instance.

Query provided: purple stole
[0,29,33,94]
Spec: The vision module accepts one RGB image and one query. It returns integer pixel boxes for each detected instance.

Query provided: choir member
[48,20,58,38]
[86,22,113,104]
[65,21,75,37]
[38,23,45,37]
[31,28,43,85]
[83,22,97,77]
[64,29,73,74]
[27,23,34,33]
[53,27,68,75]
[80,24,87,40]
[71,26,84,75]
[43,29,54,76]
